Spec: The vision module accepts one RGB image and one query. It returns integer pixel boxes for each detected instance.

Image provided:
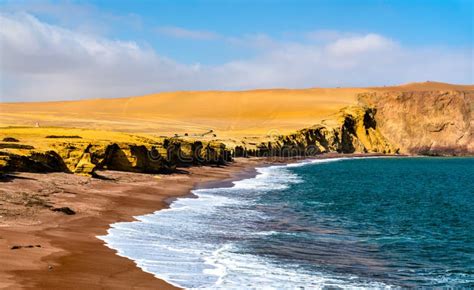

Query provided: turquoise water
[101,157,474,288]
[255,157,474,287]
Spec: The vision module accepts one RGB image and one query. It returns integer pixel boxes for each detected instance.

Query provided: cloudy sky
[0,0,472,101]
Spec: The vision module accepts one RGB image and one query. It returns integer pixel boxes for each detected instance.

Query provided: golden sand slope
[0,81,472,139]
[0,81,472,176]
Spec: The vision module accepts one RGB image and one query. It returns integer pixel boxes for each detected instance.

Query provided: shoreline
[101,152,400,288]
[0,153,397,289]
[1,158,271,289]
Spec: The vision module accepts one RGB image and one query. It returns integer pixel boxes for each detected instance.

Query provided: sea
[99,157,474,289]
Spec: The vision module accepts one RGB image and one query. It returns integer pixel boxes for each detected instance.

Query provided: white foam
[98,157,391,289]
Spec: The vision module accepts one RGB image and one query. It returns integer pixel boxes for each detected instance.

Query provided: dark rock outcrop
[0,143,34,149]
[2,137,19,142]
[242,106,396,157]
[0,138,233,176]
[0,151,69,173]
[51,207,76,215]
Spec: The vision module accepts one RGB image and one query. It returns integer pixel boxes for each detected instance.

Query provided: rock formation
[239,106,396,157]
[238,89,472,157]
[0,138,232,176]
[358,90,473,155]
[0,87,472,176]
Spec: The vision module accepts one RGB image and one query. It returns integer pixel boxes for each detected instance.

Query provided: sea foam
[98,157,389,289]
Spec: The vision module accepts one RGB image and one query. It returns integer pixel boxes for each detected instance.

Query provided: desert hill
[0,81,472,176]
[0,87,367,138]
[2,81,471,139]
[369,81,474,92]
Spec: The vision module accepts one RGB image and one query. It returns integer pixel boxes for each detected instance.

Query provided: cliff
[239,105,397,157]
[238,88,472,157]
[1,85,472,177]
[358,90,473,155]
[0,128,232,176]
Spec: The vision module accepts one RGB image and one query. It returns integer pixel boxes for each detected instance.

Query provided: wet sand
[0,158,267,289]
[0,154,390,289]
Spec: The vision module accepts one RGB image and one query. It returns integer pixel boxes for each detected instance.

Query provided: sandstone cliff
[0,135,232,176]
[238,89,472,157]
[358,90,473,155]
[1,86,472,177]
[238,106,396,157]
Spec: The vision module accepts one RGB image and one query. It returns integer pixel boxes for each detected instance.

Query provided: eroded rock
[51,207,76,215]
[249,106,396,157]
[2,137,19,142]
[358,90,473,155]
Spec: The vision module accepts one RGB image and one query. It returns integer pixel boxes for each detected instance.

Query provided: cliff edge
[1,84,472,176]
[358,90,473,155]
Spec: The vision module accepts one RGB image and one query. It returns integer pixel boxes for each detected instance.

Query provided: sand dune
[370,81,474,92]
[0,82,472,138]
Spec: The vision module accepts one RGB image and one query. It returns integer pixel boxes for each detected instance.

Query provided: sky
[0,0,473,101]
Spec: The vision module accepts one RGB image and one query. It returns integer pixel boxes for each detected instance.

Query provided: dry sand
[0,154,388,289]
[0,158,268,289]
[0,81,470,289]
[3,82,470,139]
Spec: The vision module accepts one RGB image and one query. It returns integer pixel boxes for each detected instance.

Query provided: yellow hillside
[0,88,365,138]
[0,82,472,139]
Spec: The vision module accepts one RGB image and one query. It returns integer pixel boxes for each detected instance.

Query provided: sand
[0,154,390,289]
[0,158,269,289]
[3,81,470,139]
[0,80,470,289]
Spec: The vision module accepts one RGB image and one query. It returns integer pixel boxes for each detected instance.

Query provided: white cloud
[0,13,472,102]
[326,33,396,56]
[156,26,219,40]
[0,0,143,35]
[0,13,195,100]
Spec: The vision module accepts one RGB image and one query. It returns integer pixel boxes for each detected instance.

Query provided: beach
[0,158,271,289]
[0,153,385,289]
[0,2,471,288]
[96,155,473,288]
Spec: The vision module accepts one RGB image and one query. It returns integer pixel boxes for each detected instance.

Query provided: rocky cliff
[358,90,473,155]
[238,89,473,157]
[0,138,232,176]
[1,88,472,177]
[238,105,397,157]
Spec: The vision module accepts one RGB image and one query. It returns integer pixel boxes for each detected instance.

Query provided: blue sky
[0,0,472,101]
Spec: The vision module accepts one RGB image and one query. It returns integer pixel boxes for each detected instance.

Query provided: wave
[98,157,390,289]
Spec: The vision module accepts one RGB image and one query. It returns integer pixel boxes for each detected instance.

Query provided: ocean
[99,157,474,288]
